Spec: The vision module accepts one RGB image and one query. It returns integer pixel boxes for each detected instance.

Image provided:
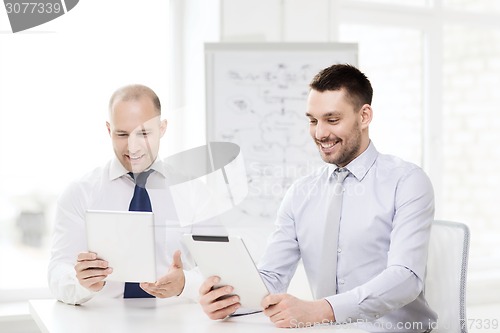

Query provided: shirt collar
[327,141,378,182]
[108,156,168,181]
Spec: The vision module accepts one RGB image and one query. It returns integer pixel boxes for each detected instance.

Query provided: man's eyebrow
[323,112,341,117]
[305,112,340,118]
[114,127,151,134]
[134,127,153,134]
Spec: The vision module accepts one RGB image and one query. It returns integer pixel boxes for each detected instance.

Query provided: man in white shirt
[198,64,437,332]
[48,84,200,305]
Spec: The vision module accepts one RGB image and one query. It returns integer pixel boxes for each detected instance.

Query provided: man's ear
[160,119,167,138]
[106,121,111,136]
[359,104,373,129]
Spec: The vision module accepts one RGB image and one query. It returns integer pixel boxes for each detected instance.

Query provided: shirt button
[375,314,380,319]
[337,248,342,253]
[338,279,345,285]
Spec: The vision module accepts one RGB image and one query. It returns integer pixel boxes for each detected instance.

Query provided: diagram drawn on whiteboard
[206,43,358,223]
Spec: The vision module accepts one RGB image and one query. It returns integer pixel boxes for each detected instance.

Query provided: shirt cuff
[49,264,97,305]
[178,268,203,301]
[326,291,361,324]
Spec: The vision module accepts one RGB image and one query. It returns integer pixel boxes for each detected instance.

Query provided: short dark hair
[109,84,161,115]
[309,64,373,110]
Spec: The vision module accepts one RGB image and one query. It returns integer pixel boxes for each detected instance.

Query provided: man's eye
[117,133,128,137]
[328,119,339,124]
[309,119,317,125]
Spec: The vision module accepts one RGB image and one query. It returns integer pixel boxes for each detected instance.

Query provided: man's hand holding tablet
[183,235,270,314]
[199,276,242,319]
[75,251,112,292]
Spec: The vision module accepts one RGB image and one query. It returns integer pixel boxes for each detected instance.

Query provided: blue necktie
[124,170,155,298]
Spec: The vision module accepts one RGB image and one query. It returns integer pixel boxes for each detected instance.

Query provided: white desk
[29,298,368,333]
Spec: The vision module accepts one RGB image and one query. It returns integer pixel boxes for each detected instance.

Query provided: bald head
[109,84,161,116]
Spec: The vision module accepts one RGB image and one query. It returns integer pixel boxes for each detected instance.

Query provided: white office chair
[425,220,470,333]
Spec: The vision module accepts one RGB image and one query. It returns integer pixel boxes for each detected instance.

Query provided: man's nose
[315,121,329,140]
[128,136,141,153]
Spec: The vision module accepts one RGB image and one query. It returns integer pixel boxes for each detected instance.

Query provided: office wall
[0,1,171,329]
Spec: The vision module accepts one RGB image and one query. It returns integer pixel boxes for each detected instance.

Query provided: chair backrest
[425,220,470,333]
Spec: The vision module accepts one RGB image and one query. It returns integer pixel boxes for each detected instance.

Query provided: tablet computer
[85,210,157,282]
[182,234,269,310]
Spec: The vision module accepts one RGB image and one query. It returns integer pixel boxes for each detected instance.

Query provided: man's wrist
[320,298,336,323]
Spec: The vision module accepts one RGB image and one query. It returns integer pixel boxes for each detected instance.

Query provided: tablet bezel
[182,234,269,310]
[85,210,157,282]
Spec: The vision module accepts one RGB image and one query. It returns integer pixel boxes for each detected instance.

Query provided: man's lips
[317,139,340,153]
[127,154,145,162]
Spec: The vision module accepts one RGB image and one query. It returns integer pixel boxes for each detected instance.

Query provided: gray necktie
[315,167,349,299]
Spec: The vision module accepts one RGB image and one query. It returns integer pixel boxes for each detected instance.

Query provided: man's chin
[121,161,149,174]
[131,160,155,173]
[319,152,338,165]
[130,165,148,174]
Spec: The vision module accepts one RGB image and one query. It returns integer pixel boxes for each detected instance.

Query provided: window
[0,0,170,300]
[339,24,423,165]
[345,0,431,7]
[443,0,500,13]
[442,24,500,268]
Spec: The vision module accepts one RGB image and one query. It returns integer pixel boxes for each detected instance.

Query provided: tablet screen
[183,234,269,310]
[85,210,157,282]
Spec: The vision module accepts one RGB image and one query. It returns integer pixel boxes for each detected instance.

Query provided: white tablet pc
[85,210,157,282]
[182,234,269,310]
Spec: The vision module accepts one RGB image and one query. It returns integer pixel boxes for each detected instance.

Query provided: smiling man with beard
[199,64,437,333]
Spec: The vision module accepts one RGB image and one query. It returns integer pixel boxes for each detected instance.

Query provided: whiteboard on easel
[205,42,357,223]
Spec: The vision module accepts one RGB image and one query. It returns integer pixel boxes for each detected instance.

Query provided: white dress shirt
[258,142,438,332]
[48,157,202,305]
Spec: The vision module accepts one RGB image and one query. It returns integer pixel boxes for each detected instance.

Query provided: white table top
[29,298,369,333]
